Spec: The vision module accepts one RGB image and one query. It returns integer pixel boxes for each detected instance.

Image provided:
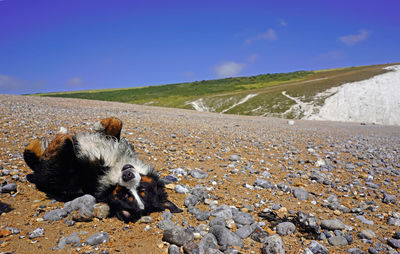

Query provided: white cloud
[66,77,83,87]
[245,28,278,44]
[214,61,245,78]
[339,29,369,45]
[279,19,287,27]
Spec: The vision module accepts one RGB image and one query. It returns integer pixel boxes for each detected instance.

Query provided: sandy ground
[0,95,399,253]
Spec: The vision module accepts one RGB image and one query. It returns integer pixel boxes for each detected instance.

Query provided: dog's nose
[122,164,134,171]
[122,170,135,182]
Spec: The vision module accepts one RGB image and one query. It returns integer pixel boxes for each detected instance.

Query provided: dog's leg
[24,137,49,170]
[93,117,123,139]
[43,134,74,160]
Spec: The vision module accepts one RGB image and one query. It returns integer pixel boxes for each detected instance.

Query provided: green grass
[34,63,398,118]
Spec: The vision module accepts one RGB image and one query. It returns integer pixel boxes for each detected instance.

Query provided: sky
[1,0,399,94]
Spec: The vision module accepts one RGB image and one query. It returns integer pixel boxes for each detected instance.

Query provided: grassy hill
[35,63,396,118]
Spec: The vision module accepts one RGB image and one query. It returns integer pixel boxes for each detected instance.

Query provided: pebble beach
[0,94,399,253]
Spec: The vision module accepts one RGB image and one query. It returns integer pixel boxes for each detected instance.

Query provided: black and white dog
[23,117,181,222]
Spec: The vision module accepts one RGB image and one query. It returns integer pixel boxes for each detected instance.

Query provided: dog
[23,117,182,222]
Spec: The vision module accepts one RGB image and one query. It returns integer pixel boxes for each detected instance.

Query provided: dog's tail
[23,138,48,172]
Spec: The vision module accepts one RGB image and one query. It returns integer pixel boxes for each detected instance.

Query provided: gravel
[1,95,400,253]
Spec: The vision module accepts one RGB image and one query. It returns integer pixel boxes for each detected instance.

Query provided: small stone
[1,183,17,193]
[162,226,194,247]
[139,216,154,224]
[308,240,329,254]
[347,248,365,254]
[328,236,348,246]
[355,215,374,225]
[388,238,400,249]
[64,194,96,221]
[158,220,176,230]
[358,229,376,240]
[183,241,200,254]
[251,227,269,243]
[321,219,346,230]
[85,232,110,246]
[93,203,110,219]
[287,120,295,125]
[198,233,219,252]
[28,227,44,239]
[175,185,190,194]
[43,209,68,221]
[233,212,255,225]
[293,188,309,201]
[210,205,233,220]
[261,235,285,254]
[168,244,180,254]
[190,169,209,179]
[196,211,211,221]
[229,155,240,161]
[184,194,200,207]
[209,225,243,247]
[382,193,397,204]
[276,222,296,236]
[235,224,257,239]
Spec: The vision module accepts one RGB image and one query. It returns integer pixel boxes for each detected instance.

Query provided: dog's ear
[162,200,182,213]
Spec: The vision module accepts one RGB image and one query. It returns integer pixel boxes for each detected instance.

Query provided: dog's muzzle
[121,164,135,182]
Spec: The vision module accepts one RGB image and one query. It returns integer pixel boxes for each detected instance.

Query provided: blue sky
[1,0,399,94]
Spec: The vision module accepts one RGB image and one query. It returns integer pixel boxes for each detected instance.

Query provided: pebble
[43,209,68,221]
[209,225,243,247]
[190,169,209,179]
[251,227,269,244]
[355,215,374,225]
[168,244,180,254]
[382,193,397,204]
[358,229,376,240]
[308,240,329,254]
[158,220,176,230]
[28,227,44,239]
[198,233,219,251]
[235,224,257,239]
[184,194,201,207]
[387,238,400,249]
[57,232,81,249]
[261,235,285,254]
[229,155,240,161]
[93,203,110,219]
[85,232,110,246]
[139,216,154,223]
[276,222,296,236]
[293,187,309,201]
[162,226,194,247]
[195,211,211,221]
[321,219,346,230]
[233,212,255,225]
[175,184,191,194]
[328,236,349,246]
[210,205,233,220]
[1,183,17,193]
[64,194,96,221]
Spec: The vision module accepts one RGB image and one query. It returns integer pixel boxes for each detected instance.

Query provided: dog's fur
[23,117,181,222]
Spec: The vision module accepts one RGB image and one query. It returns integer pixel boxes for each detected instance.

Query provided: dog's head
[118,164,141,190]
[110,172,182,222]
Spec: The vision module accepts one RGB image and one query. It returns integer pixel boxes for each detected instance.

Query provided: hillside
[35,63,396,121]
[0,95,399,253]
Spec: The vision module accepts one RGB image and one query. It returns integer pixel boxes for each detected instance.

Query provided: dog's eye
[122,164,134,171]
